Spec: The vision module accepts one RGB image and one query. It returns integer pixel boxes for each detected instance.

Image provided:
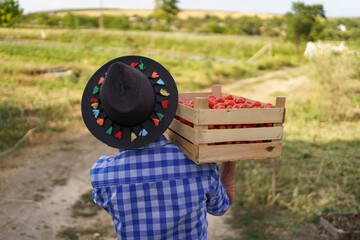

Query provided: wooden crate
[164,85,286,164]
[320,213,360,239]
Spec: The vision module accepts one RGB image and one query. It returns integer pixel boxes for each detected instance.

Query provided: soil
[0,126,241,239]
[0,68,311,240]
[322,212,360,232]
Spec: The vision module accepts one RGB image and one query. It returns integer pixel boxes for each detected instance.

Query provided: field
[54,9,278,19]
[0,26,359,239]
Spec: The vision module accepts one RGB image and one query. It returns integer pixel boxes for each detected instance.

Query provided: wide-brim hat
[81,55,178,149]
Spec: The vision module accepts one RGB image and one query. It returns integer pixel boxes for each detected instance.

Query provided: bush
[303,53,360,122]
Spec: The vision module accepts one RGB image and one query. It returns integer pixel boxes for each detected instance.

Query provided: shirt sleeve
[92,187,115,217]
[206,166,231,216]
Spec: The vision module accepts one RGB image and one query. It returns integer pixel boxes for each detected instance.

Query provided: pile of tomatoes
[174,94,276,145]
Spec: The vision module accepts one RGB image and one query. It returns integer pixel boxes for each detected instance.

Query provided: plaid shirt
[91,135,230,240]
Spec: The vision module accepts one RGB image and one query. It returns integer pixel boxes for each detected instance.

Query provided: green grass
[1,26,359,239]
[231,53,360,239]
[71,190,102,218]
[0,27,298,151]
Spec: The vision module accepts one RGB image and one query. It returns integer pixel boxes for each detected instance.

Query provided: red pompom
[131,62,139,67]
[161,100,169,109]
[114,131,122,139]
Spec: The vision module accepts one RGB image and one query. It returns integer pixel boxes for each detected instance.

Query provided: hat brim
[81,55,178,149]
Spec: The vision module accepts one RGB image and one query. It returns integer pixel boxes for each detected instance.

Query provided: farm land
[0,9,360,240]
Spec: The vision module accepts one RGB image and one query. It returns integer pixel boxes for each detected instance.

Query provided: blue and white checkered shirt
[91,135,230,240]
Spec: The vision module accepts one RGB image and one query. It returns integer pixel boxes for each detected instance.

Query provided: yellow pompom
[91,102,99,109]
[160,89,170,96]
[131,132,137,142]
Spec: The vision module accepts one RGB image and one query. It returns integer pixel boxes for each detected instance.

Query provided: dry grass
[55,9,279,20]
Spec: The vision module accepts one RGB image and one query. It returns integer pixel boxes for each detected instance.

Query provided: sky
[19,0,360,17]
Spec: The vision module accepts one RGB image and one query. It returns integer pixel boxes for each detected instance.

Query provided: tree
[153,0,180,20]
[0,0,23,27]
[285,2,326,60]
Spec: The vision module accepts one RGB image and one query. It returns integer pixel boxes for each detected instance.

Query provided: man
[81,55,236,239]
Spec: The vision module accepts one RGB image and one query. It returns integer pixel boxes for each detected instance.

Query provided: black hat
[81,55,178,149]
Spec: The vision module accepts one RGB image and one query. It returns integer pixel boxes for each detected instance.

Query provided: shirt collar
[118,135,169,152]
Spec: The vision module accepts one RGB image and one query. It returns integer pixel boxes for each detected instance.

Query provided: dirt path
[0,67,308,240]
[0,127,240,240]
[222,67,309,103]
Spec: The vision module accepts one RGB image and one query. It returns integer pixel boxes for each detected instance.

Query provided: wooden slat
[275,97,286,124]
[194,97,209,148]
[179,92,211,102]
[196,108,285,125]
[212,85,222,97]
[197,126,283,144]
[197,142,282,163]
[164,129,199,163]
[168,119,196,143]
[175,103,196,123]
[272,96,286,199]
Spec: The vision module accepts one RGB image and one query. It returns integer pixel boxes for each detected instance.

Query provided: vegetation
[0,27,299,152]
[153,0,180,20]
[1,2,359,239]
[232,53,360,239]
[16,9,359,42]
[0,0,23,27]
[285,2,326,59]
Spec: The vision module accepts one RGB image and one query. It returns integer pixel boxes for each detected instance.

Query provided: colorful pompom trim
[131,62,139,67]
[156,79,165,85]
[151,72,159,78]
[93,86,100,95]
[156,113,165,121]
[160,89,170,96]
[90,59,174,144]
[106,126,113,135]
[114,131,122,139]
[139,128,148,137]
[92,109,100,118]
[161,100,169,109]
[152,118,160,127]
[98,77,104,85]
[139,60,145,71]
[131,132,137,142]
[91,102,99,109]
[97,118,104,126]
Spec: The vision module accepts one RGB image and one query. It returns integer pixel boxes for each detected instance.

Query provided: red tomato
[235,97,245,104]
[216,97,225,103]
[208,95,216,100]
[253,101,262,107]
[264,103,275,108]
[226,105,233,109]
[240,103,251,108]
[225,100,235,106]
[233,104,241,109]
[225,94,234,100]
[208,99,215,108]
